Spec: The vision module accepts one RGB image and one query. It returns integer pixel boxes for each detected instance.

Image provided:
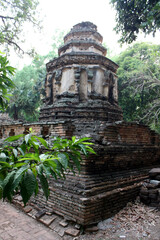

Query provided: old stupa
[39,21,122,122]
[35,22,160,225]
[0,22,160,227]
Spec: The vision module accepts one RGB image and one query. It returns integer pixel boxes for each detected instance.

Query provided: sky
[9,0,160,69]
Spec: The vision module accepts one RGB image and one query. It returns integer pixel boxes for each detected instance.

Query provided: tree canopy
[114,42,160,132]
[0,0,39,53]
[110,0,160,44]
[7,64,42,121]
[0,51,15,111]
[0,0,40,110]
[7,30,64,122]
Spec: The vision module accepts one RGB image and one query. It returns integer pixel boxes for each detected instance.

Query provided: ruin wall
[1,120,160,225]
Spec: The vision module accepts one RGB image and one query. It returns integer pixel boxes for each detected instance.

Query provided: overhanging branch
[4,37,24,54]
[0,15,14,20]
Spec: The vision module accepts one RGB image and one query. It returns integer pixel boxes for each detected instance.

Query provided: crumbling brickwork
[40,22,122,123]
[29,120,160,225]
[140,168,160,209]
[0,119,160,225]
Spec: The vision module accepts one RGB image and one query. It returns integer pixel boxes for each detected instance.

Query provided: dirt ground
[78,198,160,240]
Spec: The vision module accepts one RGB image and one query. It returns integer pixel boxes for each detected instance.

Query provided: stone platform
[1,120,159,225]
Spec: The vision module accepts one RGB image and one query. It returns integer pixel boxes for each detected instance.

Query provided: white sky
[9,0,160,69]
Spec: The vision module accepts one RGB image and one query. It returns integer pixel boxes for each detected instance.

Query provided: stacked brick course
[0,120,160,225]
[140,168,160,209]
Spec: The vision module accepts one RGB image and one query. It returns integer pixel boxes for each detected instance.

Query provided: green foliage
[0,0,39,53]
[114,42,160,131]
[110,0,160,44]
[0,0,41,114]
[7,64,42,121]
[0,129,95,205]
[7,30,64,121]
[0,52,15,110]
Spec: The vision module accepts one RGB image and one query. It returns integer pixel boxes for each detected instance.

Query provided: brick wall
[1,120,160,225]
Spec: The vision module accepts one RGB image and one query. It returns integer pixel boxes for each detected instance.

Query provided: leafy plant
[7,64,42,121]
[114,42,160,131]
[0,52,15,110]
[0,0,40,53]
[7,30,64,121]
[0,129,95,205]
[110,0,160,44]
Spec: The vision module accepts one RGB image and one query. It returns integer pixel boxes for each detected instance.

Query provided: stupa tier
[40,22,122,122]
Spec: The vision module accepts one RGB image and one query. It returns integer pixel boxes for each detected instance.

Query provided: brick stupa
[40,22,122,122]
[0,22,160,226]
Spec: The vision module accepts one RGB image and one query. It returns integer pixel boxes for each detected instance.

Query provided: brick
[14,195,23,201]
[39,216,56,226]
[23,206,32,213]
[35,210,46,219]
[85,226,98,232]
[59,220,68,227]
[149,168,160,177]
[65,228,80,237]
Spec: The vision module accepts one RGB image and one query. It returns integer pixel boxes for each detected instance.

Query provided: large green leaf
[3,171,15,188]
[57,153,69,169]
[20,143,27,154]
[39,154,49,161]
[38,173,49,200]
[69,153,81,172]
[42,165,52,178]
[17,147,25,156]
[3,171,16,201]
[32,136,48,148]
[86,146,96,154]
[42,161,58,179]
[25,133,31,144]
[21,169,37,205]
[10,164,29,192]
[14,162,27,168]
[78,144,87,155]
[12,149,18,158]
[71,150,82,160]
[29,140,39,154]
[51,160,63,178]
[71,136,76,143]
[43,159,57,170]
[18,153,40,162]
[36,164,43,175]
[75,137,91,144]
[0,161,11,169]
[5,134,24,142]
[20,182,29,206]
[0,152,7,161]
[0,125,96,204]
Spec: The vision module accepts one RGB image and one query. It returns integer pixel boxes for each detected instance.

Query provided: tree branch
[4,37,24,54]
[0,15,14,20]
